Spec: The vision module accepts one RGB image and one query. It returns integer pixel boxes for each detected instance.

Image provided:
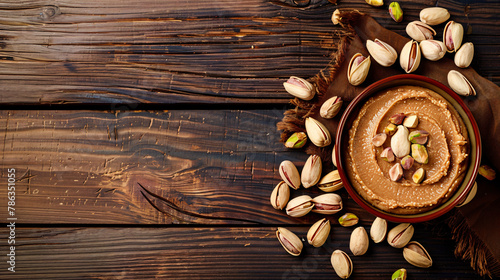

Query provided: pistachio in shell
[301,154,322,189]
[270,181,290,210]
[286,195,314,217]
[312,193,343,215]
[307,218,331,247]
[276,227,303,256]
[279,160,301,190]
[331,250,353,279]
[443,21,464,53]
[318,170,343,192]
[387,223,414,248]
[283,76,316,100]
[366,39,398,67]
[305,117,332,147]
[350,226,369,256]
[403,241,433,268]
[400,40,421,73]
[348,53,371,86]
[320,96,343,119]
[370,217,387,243]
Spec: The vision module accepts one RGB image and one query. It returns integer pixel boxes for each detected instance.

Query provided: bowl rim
[335,74,482,223]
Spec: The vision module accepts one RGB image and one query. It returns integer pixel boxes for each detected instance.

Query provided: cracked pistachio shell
[350,226,369,256]
[370,217,387,243]
[419,7,450,25]
[447,70,476,96]
[392,268,408,280]
[312,193,343,214]
[366,39,398,67]
[406,21,436,42]
[454,42,474,68]
[348,53,371,86]
[420,39,446,61]
[279,160,301,190]
[400,40,421,73]
[403,241,433,268]
[456,181,477,207]
[276,227,303,256]
[270,181,290,210]
[318,170,343,192]
[301,154,322,188]
[305,117,332,147]
[331,250,353,279]
[320,96,343,119]
[443,21,464,53]
[387,223,414,248]
[339,213,359,227]
[307,218,331,247]
[286,195,314,217]
[285,132,307,149]
[283,76,316,100]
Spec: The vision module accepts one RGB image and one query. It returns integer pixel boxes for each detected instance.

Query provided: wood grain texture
[0,226,481,279]
[0,0,498,105]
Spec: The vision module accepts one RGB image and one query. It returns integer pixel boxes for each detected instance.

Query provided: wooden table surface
[1,0,499,279]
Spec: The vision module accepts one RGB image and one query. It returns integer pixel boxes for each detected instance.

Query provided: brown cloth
[278,11,500,278]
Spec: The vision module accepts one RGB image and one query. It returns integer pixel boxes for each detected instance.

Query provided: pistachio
[350,226,369,256]
[419,7,450,25]
[370,217,387,243]
[305,117,332,147]
[411,144,429,164]
[285,132,307,149]
[339,213,359,227]
[387,223,414,248]
[332,144,338,168]
[403,114,418,128]
[270,181,290,210]
[403,241,433,268]
[454,42,474,68]
[391,125,410,158]
[389,113,406,125]
[279,160,301,190]
[408,130,429,144]
[400,40,421,73]
[320,96,343,119]
[420,39,446,61]
[456,182,477,207]
[331,9,341,25]
[301,154,322,188]
[283,76,316,100]
[372,133,387,147]
[412,167,425,184]
[389,2,403,23]
[380,147,395,162]
[443,21,464,53]
[348,53,371,86]
[276,227,303,256]
[331,250,353,279]
[389,163,404,181]
[392,268,408,280]
[365,0,383,7]
[307,218,331,247]
[401,155,414,170]
[366,39,398,67]
[447,70,476,96]
[384,123,398,136]
[286,195,314,217]
[318,170,343,192]
[478,165,496,180]
[312,193,343,214]
[406,21,436,42]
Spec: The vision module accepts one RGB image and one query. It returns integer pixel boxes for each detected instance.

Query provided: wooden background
[0,0,499,279]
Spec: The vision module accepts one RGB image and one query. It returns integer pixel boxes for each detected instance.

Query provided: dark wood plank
[0,226,480,279]
[0,0,498,105]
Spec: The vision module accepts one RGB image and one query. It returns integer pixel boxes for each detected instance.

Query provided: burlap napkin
[277,10,500,278]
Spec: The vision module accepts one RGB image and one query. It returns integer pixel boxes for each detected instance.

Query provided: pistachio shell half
[406,21,436,42]
[320,96,343,119]
[403,241,433,268]
[301,154,322,188]
[305,117,332,147]
[312,193,343,214]
[286,195,314,217]
[350,226,369,256]
[454,42,474,68]
[270,181,290,210]
[420,39,446,61]
[283,76,316,100]
[331,250,353,279]
[366,39,398,67]
[276,227,303,256]
[370,217,387,243]
[387,223,414,248]
[443,21,464,53]
[447,70,476,96]
[279,160,301,190]
[348,53,371,86]
[419,7,450,25]
[307,218,331,247]
[400,40,421,73]
[318,170,343,192]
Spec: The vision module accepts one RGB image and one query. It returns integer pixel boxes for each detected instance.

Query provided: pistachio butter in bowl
[335,74,481,223]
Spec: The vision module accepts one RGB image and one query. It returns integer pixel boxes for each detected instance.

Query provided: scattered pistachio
[419,7,450,25]
[318,170,343,192]
[389,113,406,125]
[412,144,429,164]
[478,165,496,180]
[443,21,464,53]
[279,160,301,190]
[401,155,414,170]
[331,9,341,25]
[406,21,436,42]
[301,154,322,189]
[320,96,343,119]
[350,226,370,256]
[370,217,387,243]
[387,223,414,248]
[403,114,418,128]
[420,39,446,61]
[454,42,474,68]
[392,268,408,280]
[403,241,433,268]
[365,0,383,7]
[285,132,307,149]
[456,182,477,207]
[366,39,398,67]
[380,147,395,162]
[391,125,410,158]
[312,193,343,214]
[412,168,425,184]
[339,213,359,227]
[389,2,403,23]
[276,227,303,256]
[305,117,332,147]
[331,250,353,279]
[385,123,398,136]
[348,53,371,86]
[400,40,421,73]
[389,163,404,181]
[447,70,476,96]
[286,195,314,217]
[270,181,290,210]
[283,76,316,100]
[408,130,429,144]
[372,133,387,147]
[307,218,331,247]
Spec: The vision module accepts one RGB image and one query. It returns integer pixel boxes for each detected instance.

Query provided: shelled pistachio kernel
[339,213,359,227]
